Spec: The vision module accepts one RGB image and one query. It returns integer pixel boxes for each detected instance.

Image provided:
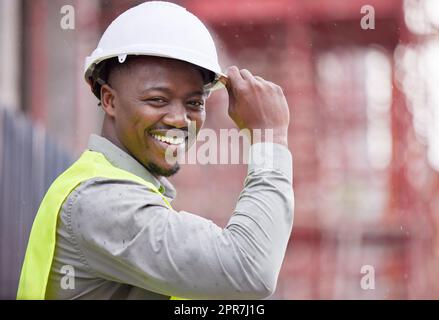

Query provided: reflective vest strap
[17,150,174,299]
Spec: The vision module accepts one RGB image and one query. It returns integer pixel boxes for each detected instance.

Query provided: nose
[162,101,190,129]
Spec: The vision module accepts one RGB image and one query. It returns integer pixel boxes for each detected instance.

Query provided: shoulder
[66,177,168,211]
[59,177,171,248]
[60,177,169,233]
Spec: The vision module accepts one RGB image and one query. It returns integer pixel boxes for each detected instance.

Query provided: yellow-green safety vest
[17,150,185,300]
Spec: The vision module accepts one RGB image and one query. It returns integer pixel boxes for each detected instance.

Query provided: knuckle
[253,80,265,91]
[226,66,239,79]
[269,82,283,93]
[233,81,246,92]
[275,84,284,93]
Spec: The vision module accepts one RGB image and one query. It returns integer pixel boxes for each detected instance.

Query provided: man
[18,1,293,299]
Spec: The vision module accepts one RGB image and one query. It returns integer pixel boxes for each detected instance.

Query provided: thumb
[225,66,242,112]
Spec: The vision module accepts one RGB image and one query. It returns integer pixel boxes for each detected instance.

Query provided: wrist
[248,128,288,147]
[271,135,288,147]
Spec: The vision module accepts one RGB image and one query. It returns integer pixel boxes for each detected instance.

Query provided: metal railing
[0,107,73,299]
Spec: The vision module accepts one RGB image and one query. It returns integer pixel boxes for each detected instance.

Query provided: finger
[224,67,238,108]
[239,69,254,81]
[254,75,266,82]
[226,66,244,88]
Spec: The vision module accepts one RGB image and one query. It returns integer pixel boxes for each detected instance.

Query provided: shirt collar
[87,134,176,200]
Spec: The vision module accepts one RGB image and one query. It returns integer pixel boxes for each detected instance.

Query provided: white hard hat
[84,1,226,99]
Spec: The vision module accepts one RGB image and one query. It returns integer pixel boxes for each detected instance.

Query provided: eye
[187,100,205,110]
[145,97,168,106]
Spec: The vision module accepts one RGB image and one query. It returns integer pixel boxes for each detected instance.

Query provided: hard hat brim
[85,49,225,94]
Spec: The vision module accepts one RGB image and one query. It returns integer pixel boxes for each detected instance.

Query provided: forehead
[114,56,206,93]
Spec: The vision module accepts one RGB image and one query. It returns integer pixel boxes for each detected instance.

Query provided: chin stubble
[146,161,180,177]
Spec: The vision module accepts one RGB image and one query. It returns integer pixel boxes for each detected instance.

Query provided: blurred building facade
[1,0,439,299]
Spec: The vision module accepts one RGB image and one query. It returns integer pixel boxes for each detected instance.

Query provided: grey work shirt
[46,134,293,300]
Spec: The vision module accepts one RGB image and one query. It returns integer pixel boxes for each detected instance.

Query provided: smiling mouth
[149,132,186,146]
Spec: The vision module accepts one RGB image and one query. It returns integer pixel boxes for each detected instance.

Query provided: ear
[100,84,117,118]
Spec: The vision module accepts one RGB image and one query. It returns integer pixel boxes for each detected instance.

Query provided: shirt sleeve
[67,142,294,300]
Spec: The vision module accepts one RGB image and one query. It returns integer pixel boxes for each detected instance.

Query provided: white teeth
[150,133,184,145]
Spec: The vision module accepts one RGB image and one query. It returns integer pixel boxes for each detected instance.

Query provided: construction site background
[1,0,439,299]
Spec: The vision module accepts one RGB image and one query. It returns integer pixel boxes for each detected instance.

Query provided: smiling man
[99,56,208,177]
[17,1,294,300]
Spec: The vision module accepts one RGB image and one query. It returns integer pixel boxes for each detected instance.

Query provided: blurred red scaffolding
[185,0,439,299]
[22,0,439,298]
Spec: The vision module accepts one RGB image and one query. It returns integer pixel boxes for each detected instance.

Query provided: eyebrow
[139,87,207,97]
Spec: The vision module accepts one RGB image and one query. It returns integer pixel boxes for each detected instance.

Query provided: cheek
[139,108,168,132]
[113,98,137,129]
[192,111,206,132]
[123,105,162,134]
[116,110,140,137]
